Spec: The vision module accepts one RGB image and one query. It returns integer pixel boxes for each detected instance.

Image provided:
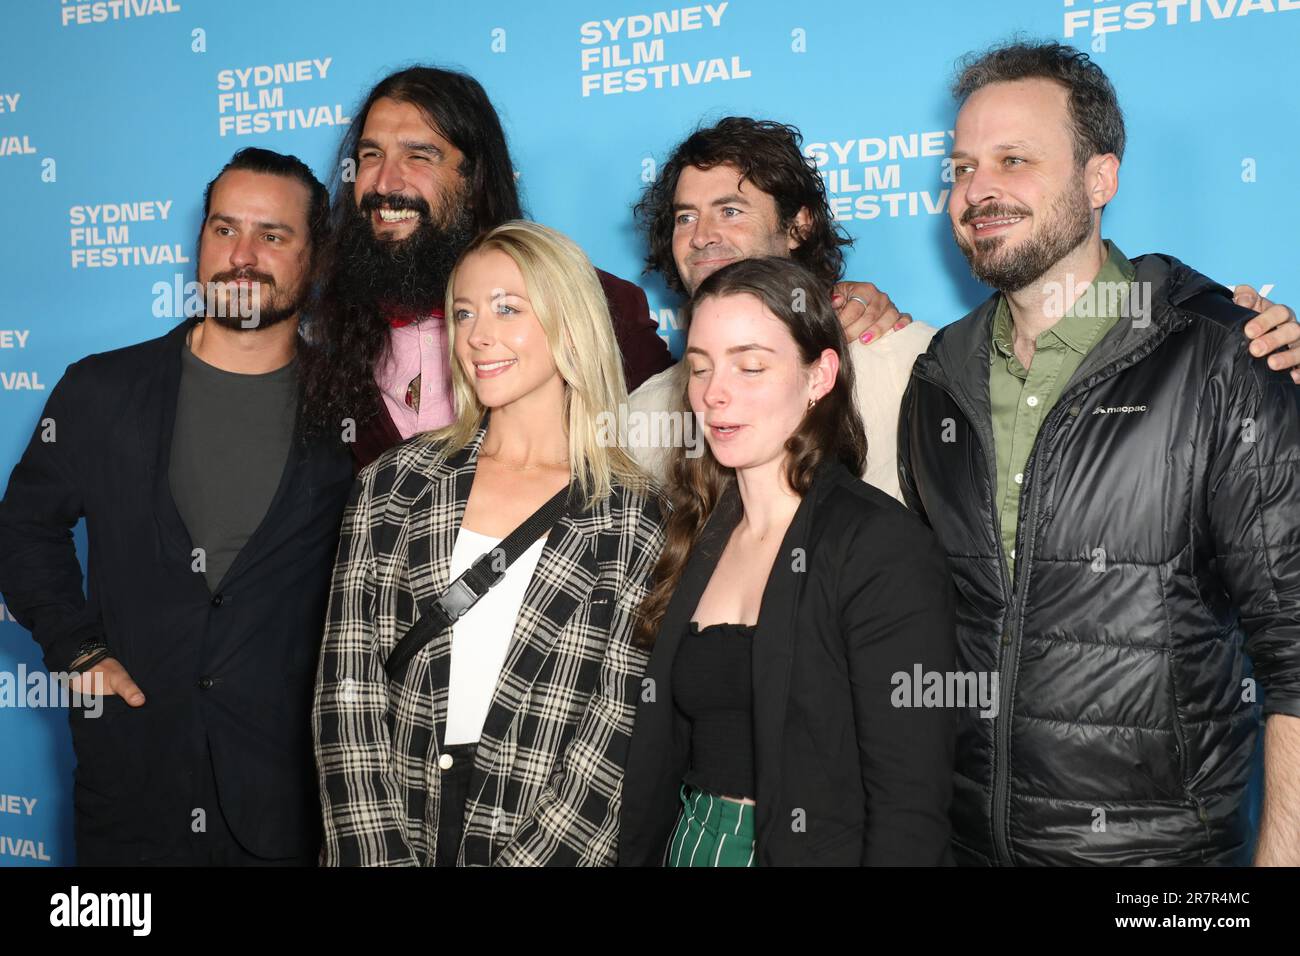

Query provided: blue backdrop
[1,0,1296,865]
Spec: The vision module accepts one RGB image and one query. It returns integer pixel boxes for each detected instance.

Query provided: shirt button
[438,752,454,771]
[210,594,223,607]
[1010,548,1016,560]
[1026,395,1039,407]
[422,334,434,345]
[1014,473,1023,485]
[198,677,214,690]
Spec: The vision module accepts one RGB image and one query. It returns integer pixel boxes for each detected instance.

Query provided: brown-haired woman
[618,256,957,866]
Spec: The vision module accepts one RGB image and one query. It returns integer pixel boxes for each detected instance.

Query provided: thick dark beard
[953,181,1094,294]
[334,190,477,315]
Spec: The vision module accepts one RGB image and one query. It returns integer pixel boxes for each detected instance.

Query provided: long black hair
[299,66,523,442]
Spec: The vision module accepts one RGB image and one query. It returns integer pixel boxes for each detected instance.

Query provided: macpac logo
[1091,404,1148,416]
[49,886,151,936]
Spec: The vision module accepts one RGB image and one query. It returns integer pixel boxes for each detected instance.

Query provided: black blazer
[0,318,354,863]
[618,459,958,866]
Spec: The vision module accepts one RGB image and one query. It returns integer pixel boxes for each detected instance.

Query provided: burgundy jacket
[352,268,671,470]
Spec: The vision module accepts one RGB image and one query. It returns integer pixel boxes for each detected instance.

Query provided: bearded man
[300,66,672,467]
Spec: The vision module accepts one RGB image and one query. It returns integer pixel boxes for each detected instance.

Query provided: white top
[625,321,937,501]
[443,526,548,746]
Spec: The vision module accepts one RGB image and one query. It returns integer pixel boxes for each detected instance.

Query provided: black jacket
[0,319,354,863]
[618,459,957,866]
[898,253,1300,866]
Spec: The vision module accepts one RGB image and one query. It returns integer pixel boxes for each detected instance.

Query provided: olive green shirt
[989,240,1136,579]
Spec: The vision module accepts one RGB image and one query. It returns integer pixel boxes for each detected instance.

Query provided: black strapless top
[672,621,756,799]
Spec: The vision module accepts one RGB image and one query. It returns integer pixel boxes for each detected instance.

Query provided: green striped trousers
[665,784,756,867]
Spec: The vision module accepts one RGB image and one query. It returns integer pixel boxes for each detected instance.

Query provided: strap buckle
[432,574,480,624]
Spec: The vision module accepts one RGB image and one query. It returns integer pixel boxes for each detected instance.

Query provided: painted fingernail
[893,321,906,331]
[862,332,874,344]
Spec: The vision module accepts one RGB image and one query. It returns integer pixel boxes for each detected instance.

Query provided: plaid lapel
[400,419,612,785]
[402,422,487,754]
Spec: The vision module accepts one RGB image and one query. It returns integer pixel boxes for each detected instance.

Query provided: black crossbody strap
[384,486,572,679]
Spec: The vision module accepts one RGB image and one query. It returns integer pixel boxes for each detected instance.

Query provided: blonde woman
[313,221,665,866]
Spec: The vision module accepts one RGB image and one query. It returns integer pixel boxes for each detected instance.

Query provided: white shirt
[443,527,548,746]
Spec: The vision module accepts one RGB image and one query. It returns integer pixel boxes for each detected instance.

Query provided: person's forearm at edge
[1255,712,1300,865]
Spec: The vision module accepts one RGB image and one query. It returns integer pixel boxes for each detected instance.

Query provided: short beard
[335,187,477,315]
[202,269,303,333]
[205,303,299,332]
[953,179,1094,294]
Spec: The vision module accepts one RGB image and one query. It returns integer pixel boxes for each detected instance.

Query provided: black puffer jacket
[898,253,1300,865]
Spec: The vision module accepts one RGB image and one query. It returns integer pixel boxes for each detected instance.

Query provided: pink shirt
[375,310,457,440]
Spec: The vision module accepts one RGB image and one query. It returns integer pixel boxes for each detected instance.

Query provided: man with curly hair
[626,116,927,499]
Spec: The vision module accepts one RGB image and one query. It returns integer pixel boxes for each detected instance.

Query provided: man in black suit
[0,147,354,865]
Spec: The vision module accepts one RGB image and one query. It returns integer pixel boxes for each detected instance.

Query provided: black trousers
[434,742,478,867]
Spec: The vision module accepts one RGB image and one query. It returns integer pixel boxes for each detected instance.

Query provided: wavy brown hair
[633,257,867,647]
[635,116,853,296]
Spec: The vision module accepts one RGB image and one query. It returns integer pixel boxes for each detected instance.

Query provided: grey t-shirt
[168,342,299,591]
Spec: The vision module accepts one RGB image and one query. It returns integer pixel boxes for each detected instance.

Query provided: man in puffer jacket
[899,40,1300,865]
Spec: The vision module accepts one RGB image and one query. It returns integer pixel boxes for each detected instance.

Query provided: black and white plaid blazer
[312,419,665,865]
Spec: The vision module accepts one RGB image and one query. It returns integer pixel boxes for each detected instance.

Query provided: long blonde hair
[427,220,648,509]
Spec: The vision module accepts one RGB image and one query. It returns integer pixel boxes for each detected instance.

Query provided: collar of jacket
[619,455,857,863]
[397,409,616,535]
[914,251,1222,413]
[147,317,204,503]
